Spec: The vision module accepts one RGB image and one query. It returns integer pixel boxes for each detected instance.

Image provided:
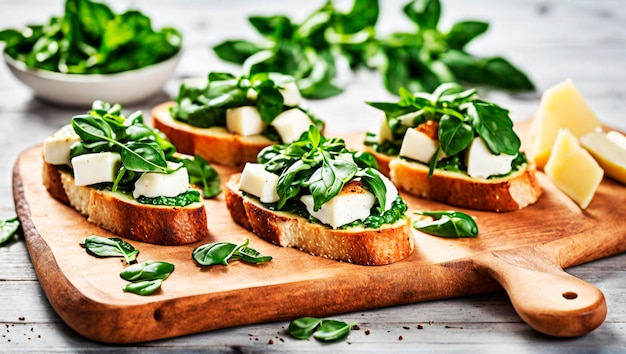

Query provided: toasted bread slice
[42,161,209,245]
[225,174,414,266]
[152,102,274,168]
[389,159,542,212]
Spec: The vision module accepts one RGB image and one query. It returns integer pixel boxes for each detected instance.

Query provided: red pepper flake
[417,324,424,329]
[268,339,274,345]
[364,329,371,335]
[353,325,360,330]
[398,335,403,341]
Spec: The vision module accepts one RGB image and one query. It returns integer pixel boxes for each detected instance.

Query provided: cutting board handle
[473,246,607,337]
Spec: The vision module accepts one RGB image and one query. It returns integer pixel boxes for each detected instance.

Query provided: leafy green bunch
[170,72,324,142]
[213,0,379,99]
[69,100,219,199]
[213,0,533,98]
[0,0,182,74]
[365,82,524,176]
[374,0,534,94]
[258,125,393,217]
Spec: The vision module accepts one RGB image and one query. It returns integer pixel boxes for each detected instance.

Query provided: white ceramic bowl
[3,51,181,107]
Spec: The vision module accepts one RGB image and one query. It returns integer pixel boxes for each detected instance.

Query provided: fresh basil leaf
[358,168,388,214]
[288,317,324,340]
[181,156,221,198]
[466,101,520,155]
[81,236,138,264]
[122,279,163,296]
[256,85,284,123]
[313,319,355,342]
[305,152,357,211]
[351,151,379,169]
[403,0,441,30]
[0,217,20,246]
[444,21,489,49]
[192,239,272,266]
[213,40,262,64]
[71,115,115,143]
[192,241,238,266]
[438,115,474,156]
[120,141,170,173]
[120,261,174,282]
[413,210,478,237]
[233,246,273,264]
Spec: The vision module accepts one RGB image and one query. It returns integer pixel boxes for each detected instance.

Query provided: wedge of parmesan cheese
[580,130,626,185]
[544,129,603,209]
[528,79,602,169]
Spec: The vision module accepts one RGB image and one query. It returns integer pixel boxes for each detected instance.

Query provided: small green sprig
[288,317,357,342]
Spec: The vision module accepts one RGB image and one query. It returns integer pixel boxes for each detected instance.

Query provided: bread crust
[389,159,542,212]
[151,102,274,168]
[43,161,209,245]
[225,174,414,266]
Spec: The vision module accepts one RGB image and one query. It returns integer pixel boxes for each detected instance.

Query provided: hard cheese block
[544,129,604,209]
[528,79,602,169]
[581,130,626,184]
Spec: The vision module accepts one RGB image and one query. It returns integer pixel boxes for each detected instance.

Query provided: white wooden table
[1,0,625,351]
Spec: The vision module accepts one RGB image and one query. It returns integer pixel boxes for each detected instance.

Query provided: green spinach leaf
[192,239,272,266]
[80,235,138,264]
[413,210,478,237]
[0,217,20,246]
[181,156,221,198]
[288,317,356,342]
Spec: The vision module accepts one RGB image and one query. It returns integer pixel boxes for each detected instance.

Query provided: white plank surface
[1,0,625,352]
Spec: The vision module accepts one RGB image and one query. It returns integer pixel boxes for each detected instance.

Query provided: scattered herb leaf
[119,260,174,296]
[192,238,272,266]
[0,217,20,246]
[80,236,139,264]
[288,317,356,342]
[413,210,478,237]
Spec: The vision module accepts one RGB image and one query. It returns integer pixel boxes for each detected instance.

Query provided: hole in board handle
[562,292,578,300]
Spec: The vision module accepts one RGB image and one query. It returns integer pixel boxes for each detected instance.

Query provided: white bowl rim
[2,49,183,83]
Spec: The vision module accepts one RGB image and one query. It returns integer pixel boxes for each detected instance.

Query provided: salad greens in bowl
[0,0,182,106]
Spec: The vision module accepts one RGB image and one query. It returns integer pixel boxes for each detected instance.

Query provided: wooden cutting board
[12,123,626,344]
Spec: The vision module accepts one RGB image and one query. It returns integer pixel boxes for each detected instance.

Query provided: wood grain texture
[2,0,626,351]
[12,120,626,343]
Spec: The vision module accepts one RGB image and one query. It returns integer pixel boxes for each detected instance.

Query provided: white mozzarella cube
[371,169,398,212]
[279,81,302,106]
[376,113,393,144]
[71,152,121,186]
[300,181,376,229]
[246,88,258,101]
[397,111,422,127]
[226,106,267,136]
[271,108,313,143]
[133,162,189,199]
[466,137,517,179]
[43,124,81,166]
[239,163,280,203]
[399,128,443,164]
